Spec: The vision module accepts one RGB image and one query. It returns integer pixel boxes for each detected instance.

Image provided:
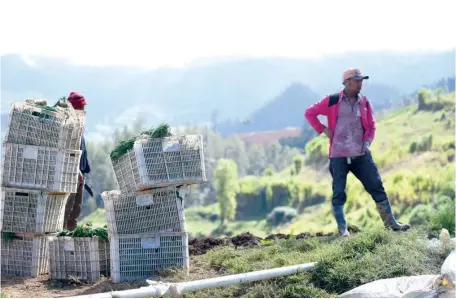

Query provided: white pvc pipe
[64,262,316,298]
[169,262,316,297]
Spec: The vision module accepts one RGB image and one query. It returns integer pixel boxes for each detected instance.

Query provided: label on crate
[162,140,180,152]
[64,239,75,251]
[141,236,161,249]
[136,193,154,206]
[23,146,39,160]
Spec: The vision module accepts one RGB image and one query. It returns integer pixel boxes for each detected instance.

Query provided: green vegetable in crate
[150,123,171,138]
[110,123,172,160]
[57,222,109,242]
[1,232,16,242]
[24,98,59,119]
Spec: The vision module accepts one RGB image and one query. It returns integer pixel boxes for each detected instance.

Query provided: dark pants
[64,180,84,231]
[329,152,388,207]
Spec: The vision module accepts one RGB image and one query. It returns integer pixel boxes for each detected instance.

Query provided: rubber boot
[375,199,411,231]
[333,205,350,237]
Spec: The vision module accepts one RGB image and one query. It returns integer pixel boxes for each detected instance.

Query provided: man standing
[304,68,410,236]
[63,92,91,231]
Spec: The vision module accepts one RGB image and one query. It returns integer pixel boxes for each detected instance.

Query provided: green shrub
[409,134,433,153]
[408,204,432,226]
[264,167,274,176]
[430,196,455,236]
[267,206,298,226]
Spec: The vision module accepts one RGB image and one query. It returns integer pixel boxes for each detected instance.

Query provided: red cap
[68,92,87,110]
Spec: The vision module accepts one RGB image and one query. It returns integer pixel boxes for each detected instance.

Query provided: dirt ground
[188,230,348,255]
[0,275,148,298]
[1,229,358,298]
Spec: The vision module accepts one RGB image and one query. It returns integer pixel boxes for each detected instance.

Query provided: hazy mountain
[1,51,454,137]
[217,80,402,136]
[217,83,319,135]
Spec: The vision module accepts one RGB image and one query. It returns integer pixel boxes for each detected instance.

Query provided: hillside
[1,51,454,137]
[82,90,455,239]
[190,91,453,237]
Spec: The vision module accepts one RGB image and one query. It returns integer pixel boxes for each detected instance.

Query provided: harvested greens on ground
[57,223,109,242]
[110,123,172,160]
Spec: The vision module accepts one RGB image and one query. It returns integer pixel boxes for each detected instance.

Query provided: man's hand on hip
[363,141,371,153]
[323,128,332,139]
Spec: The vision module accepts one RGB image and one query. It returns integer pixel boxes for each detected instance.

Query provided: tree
[293,155,304,175]
[264,166,274,176]
[213,159,239,226]
[224,136,249,176]
[247,144,267,175]
[211,109,219,132]
[417,89,428,110]
[266,142,281,169]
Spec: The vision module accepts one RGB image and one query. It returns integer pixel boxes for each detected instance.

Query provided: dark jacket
[80,136,91,174]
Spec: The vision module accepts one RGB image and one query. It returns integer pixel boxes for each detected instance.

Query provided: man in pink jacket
[304,68,410,236]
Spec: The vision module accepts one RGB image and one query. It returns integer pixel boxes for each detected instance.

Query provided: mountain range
[1,50,454,139]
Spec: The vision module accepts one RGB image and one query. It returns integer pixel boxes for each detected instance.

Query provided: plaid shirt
[330,93,365,158]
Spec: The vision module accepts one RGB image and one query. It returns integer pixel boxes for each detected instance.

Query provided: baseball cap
[342,68,369,84]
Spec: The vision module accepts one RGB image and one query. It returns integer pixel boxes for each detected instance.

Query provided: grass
[175,227,446,298]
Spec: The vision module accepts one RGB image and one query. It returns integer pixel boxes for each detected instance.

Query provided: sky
[1,0,455,69]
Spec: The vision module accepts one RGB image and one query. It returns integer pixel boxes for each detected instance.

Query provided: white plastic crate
[61,110,85,151]
[101,187,186,237]
[4,102,84,150]
[112,135,206,193]
[1,232,49,277]
[0,188,69,233]
[1,143,81,193]
[110,232,189,283]
[48,236,110,283]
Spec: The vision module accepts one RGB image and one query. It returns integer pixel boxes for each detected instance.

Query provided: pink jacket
[304,89,376,157]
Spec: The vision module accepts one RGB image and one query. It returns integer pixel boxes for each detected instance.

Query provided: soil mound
[188,226,361,256]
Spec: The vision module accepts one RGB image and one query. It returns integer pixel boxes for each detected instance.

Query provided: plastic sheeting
[440,249,455,284]
[340,250,456,298]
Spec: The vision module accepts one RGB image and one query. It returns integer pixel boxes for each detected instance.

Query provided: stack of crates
[0,100,85,277]
[103,135,206,282]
